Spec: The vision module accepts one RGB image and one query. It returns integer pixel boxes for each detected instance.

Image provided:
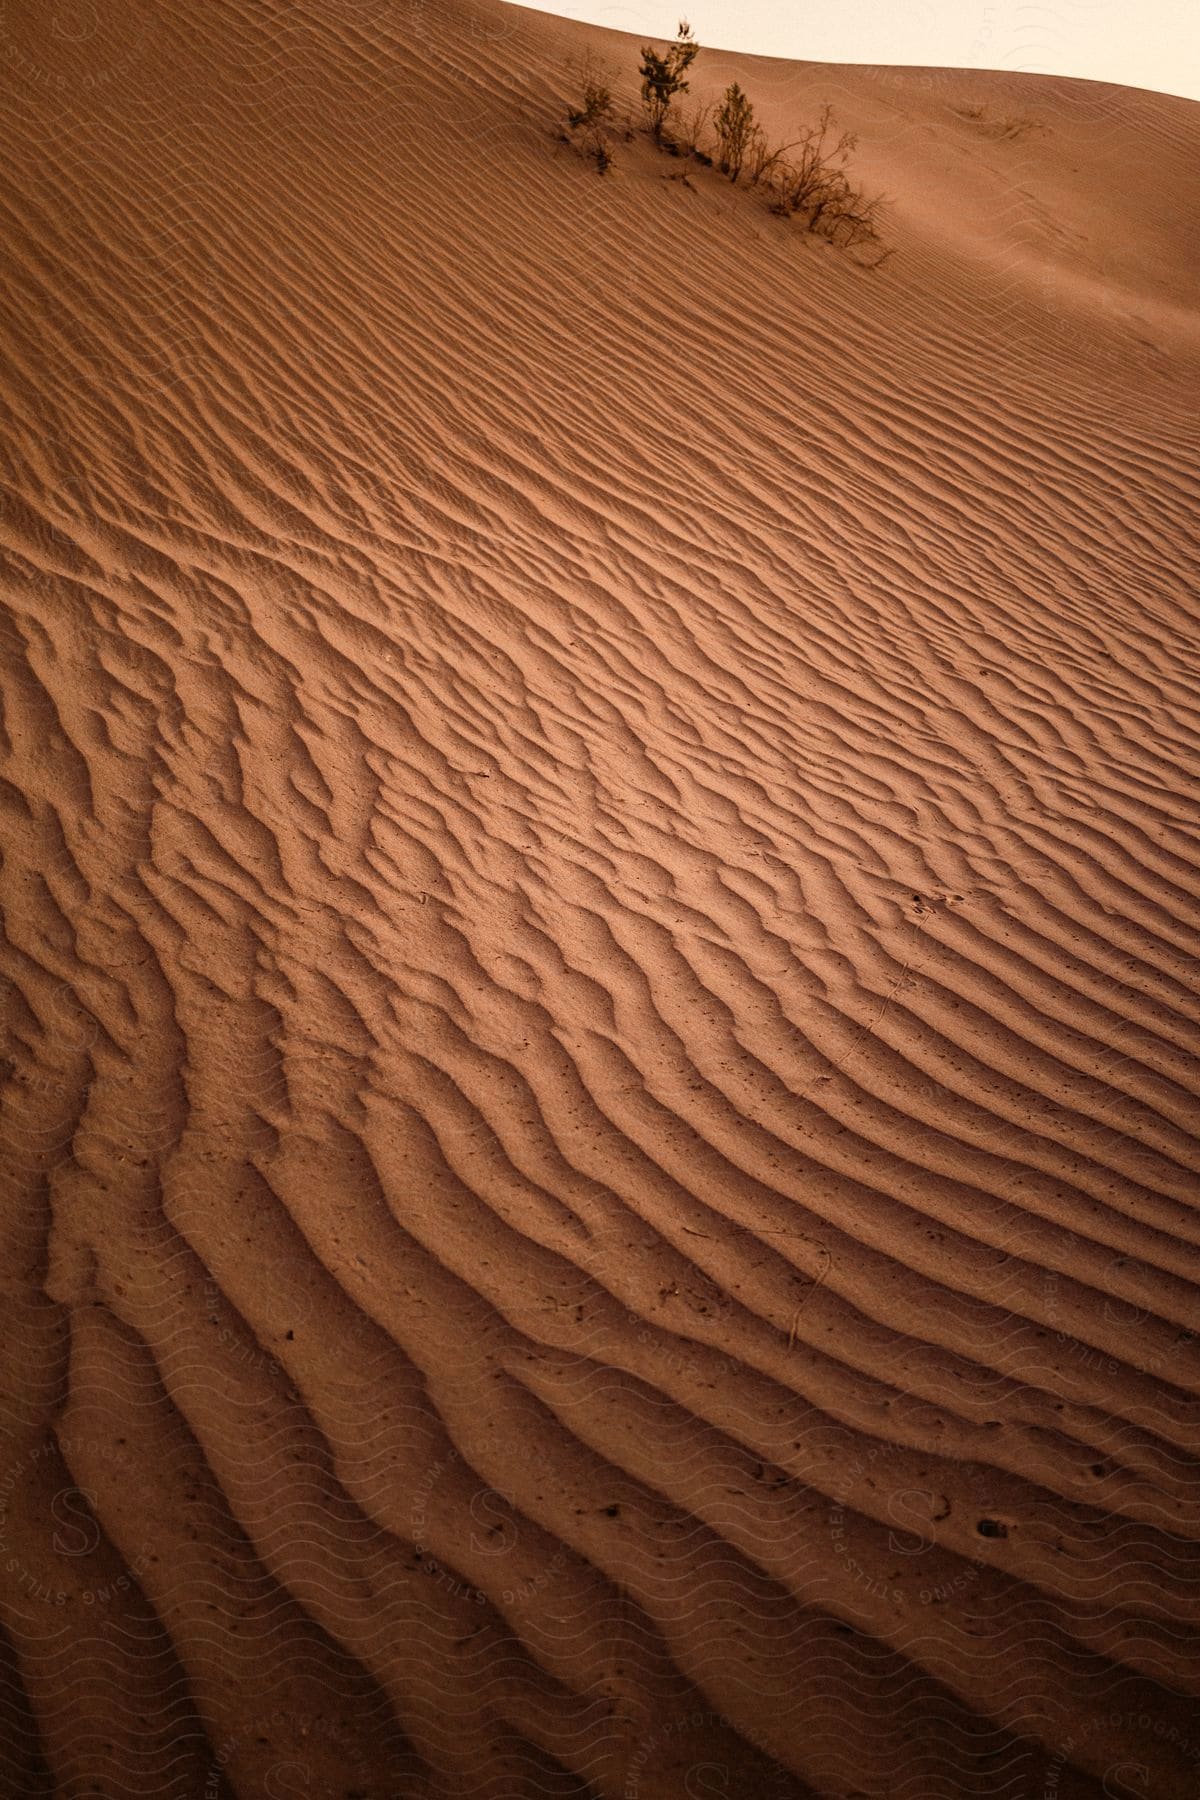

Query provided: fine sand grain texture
[2,0,1199,1795]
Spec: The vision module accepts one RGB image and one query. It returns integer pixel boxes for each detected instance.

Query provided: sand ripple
[1,0,1198,1793]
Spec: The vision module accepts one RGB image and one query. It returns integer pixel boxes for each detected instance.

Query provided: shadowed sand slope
[2,0,1199,1794]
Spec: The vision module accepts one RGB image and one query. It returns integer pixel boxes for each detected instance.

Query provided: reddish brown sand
[2,1,1199,1795]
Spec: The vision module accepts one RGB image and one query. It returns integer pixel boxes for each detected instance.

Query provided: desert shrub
[764,102,888,259]
[811,185,890,259]
[565,53,617,172]
[744,126,795,188]
[566,55,612,130]
[712,82,755,181]
[675,96,712,157]
[639,19,699,142]
[555,47,890,260]
[766,105,852,215]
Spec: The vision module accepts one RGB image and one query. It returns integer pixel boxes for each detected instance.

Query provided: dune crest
[1,0,1199,1794]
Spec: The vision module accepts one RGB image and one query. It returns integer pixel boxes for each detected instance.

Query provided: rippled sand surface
[2,1,1199,1794]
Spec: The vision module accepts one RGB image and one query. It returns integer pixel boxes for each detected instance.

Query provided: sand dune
[2,0,1199,1794]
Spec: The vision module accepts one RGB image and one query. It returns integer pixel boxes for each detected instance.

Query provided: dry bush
[565,52,618,172]
[744,126,796,188]
[712,81,755,181]
[566,52,614,131]
[765,104,853,215]
[811,187,891,262]
[556,52,892,261]
[640,19,699,142]
[674,97,712,158]
[765,103,888,260]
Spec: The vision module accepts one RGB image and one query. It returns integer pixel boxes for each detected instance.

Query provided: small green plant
[712,81,755,181]
[639,19,699,143]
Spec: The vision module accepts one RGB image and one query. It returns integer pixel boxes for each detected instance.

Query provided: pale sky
[515,0,1200,104]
